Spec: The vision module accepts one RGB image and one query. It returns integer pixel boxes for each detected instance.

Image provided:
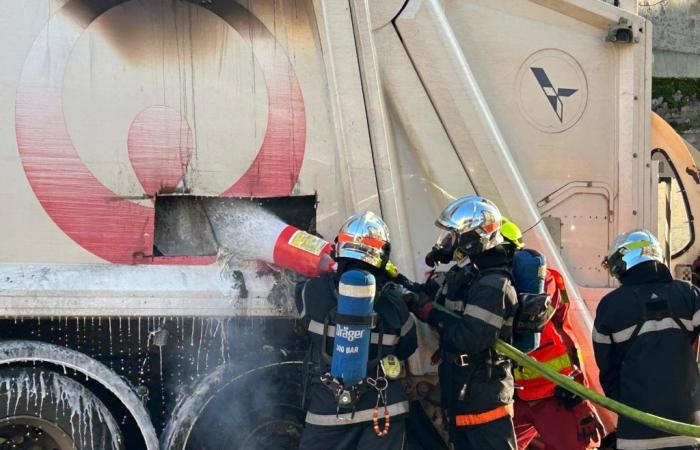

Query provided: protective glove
[573,401,604,446]
[385,261,419,291]
[424,246,453,267]
[385,260,400,278]
[409,292,434,322]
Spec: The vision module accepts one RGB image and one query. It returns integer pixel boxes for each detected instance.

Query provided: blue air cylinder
[512,249,547,294]
[330,270,376,386]
[512,249,547,352]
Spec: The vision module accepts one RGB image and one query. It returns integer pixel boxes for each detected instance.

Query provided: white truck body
[0,0,698,447]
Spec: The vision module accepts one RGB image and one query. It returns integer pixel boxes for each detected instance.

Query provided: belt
[305,401,410,426]
[455,403,514,427]
[442,350,494,367]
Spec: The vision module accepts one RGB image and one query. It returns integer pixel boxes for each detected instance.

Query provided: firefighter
[295,211,417,450]
[500,219,604,450]
[594,229,700,450]
[409,195,519,449]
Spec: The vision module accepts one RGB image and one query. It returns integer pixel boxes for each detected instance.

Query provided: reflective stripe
[693,309,700,328]
[444,299,465,312]
[455,403,514,427]
[637,317,681,336]
[680,318,693,332]
[338,283,375,298]
[608,317,688,344]
[464,304,504,328]
[604,317,691,344]
[592,328,612,344]
[400,315,415,336]
[611,324,637,343]
[617,435,700,449]
[504,317,514,327]
[514,352,572,381]
[305,400,409,426]
[307,320,399,346]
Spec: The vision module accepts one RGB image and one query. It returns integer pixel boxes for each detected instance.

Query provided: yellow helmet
[501,217,524,249]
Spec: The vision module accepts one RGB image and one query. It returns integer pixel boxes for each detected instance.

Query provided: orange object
[373,405,391,437]
[514,269,579,401]
[336,232,386,252]
[455,403,514,427]
[514,321,578,400]
[272,225,335,277]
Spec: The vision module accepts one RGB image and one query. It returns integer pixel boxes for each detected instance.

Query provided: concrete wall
[653,92,700,148]
[638,0,700,78]
[634,0,700,148]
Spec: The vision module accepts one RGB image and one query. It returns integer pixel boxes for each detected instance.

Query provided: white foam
[203,200,287,263]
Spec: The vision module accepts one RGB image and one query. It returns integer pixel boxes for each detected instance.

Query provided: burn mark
[231,270,248,299]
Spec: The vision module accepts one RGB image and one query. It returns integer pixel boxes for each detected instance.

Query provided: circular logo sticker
[517,49,588,133]
[15,0,306,264]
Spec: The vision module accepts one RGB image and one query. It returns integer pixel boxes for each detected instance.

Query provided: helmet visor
[436,230,458,251]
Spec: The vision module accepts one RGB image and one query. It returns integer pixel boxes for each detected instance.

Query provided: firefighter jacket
[514,269,583,401]
[295,264,418,426]
[426,245,519,417]
[593,261,700,450]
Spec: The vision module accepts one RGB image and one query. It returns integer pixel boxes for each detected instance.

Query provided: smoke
[159,318,306,450]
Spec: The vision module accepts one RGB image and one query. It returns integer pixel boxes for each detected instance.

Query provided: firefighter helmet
[501,217,525,249]
[603,229,665,279]
[335,211,391,269]
[435,195,503,257]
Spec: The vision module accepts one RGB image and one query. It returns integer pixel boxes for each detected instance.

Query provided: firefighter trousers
[298,416,406,450]
[513,397,601,450]
[450,415,517,450]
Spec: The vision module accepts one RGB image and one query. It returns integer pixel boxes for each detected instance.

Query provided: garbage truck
[0,0,698,448]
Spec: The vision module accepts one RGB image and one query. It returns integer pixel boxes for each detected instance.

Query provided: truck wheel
[0,367,123,450]
[161,361,304,450]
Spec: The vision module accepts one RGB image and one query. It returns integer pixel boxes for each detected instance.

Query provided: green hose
[432,303,700,438]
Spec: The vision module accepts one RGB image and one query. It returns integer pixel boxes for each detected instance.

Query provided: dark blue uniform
[425,246,518,450]
[295,263,417,450]
[594,261,700,450]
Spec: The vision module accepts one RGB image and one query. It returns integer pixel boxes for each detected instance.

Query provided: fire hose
[432,303,700,438]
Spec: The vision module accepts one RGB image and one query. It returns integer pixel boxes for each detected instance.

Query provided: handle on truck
[431,303,700,438]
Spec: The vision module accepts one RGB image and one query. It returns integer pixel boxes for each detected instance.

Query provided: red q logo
[15,0,306,264]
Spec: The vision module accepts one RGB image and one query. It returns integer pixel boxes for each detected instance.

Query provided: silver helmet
[604,229,665,279]
[335,211,390,268]
[435,195,503,257]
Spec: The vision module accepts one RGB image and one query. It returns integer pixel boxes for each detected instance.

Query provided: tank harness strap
[330,309,381,361]
[332,311,378,327]
[628,284,693,344]
[301,346,313,409]
[319,374,371,416]
[316,307,387,412]
[318,306,387,366]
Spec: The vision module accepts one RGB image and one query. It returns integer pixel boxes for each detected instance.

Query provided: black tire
[0,367,123,450]
[162,361,305,450]
[186,371,305,450]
